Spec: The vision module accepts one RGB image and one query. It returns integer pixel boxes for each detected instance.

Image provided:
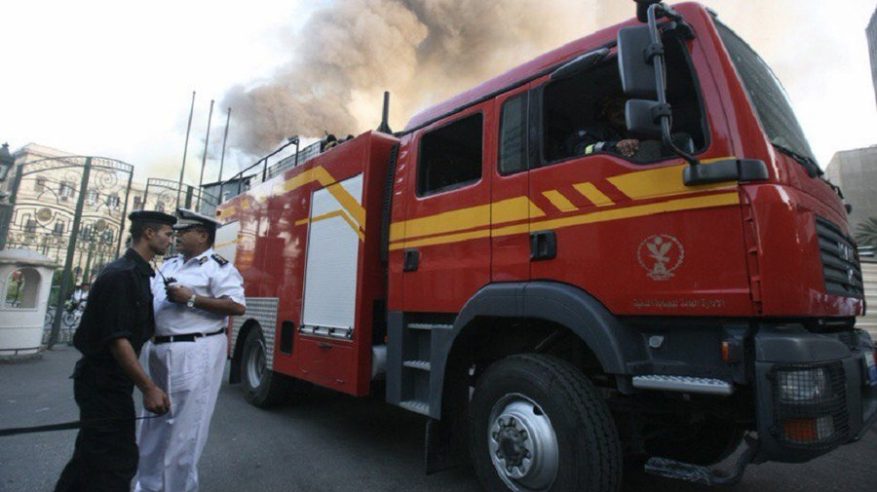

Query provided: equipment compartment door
[301,173,363,338]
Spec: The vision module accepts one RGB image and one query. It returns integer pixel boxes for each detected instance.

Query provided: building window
[25,219,37,233]
[53,221,65,236]
[155,201,165,213]
[417,113,483,196]
[59,181,74,200]
[86,190,99,205]
[133,196,142,209]
[34,176,47,192]
[106,194,120,209]
[80,225,93,241]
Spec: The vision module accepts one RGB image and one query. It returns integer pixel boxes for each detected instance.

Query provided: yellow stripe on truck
[608,158,737,201]
[389,196,543,243]
[389,192,740,251]
[572,182,615,207]
[276,166,366,229]
[541,190,578,212]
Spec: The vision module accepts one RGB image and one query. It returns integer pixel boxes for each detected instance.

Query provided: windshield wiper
[773,143,822,177]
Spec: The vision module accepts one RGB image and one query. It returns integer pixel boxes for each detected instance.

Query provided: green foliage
[47,269,73,306]
[854,217,877,248]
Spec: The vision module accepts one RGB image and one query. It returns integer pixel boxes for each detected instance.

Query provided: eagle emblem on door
[637,234,685,281]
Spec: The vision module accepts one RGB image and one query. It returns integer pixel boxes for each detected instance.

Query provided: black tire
[469,354,622,492]
[644,418,744,466]
[240,328,288,408]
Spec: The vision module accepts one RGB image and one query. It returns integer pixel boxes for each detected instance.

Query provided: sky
[1,0,875,185]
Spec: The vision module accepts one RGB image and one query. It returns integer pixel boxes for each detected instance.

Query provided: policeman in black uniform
[55,210,177,492]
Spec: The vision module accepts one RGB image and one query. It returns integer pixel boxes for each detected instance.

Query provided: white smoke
[223,0,814,157]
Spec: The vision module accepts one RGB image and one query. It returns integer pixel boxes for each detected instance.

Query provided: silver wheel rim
[246,338,266,389]
[488,393,559,491]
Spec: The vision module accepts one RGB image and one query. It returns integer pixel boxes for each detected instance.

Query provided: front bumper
[754,326,877,462]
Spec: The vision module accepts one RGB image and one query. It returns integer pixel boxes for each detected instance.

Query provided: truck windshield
[715,20,821,176]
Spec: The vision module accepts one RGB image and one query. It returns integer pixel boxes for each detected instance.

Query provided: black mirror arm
[660,117,699,167]
[651,3,690,30]
[647,3,700,169]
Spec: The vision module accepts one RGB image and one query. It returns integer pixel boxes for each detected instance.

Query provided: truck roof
[403,2,706,133]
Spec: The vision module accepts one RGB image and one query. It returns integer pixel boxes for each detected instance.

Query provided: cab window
[417,114,483,196]
[499,93,529,175]
[541,35,707,165]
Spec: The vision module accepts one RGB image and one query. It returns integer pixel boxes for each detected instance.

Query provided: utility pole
[176,91,196,209]
[197,99,214,212]
[217,107,231,204]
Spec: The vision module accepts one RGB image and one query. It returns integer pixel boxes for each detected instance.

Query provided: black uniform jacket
[72,248,155,388]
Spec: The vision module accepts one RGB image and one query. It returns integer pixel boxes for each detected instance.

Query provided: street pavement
[1,346,875,492]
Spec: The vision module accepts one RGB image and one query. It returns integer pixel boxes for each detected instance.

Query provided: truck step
[645,457,744,486]
[645,458,718,486]
[407,323,453,331]
[403,360,431,371]
[644,435,757,486]
[399,400,430,416]
[632,375,734,395]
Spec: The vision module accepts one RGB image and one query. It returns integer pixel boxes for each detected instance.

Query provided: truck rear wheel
[469,354,621,492]
[241,328,288,407]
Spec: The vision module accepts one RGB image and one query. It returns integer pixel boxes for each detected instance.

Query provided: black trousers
[55,363,138,492]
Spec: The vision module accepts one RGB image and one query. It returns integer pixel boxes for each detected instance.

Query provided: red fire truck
[214,1,877,489]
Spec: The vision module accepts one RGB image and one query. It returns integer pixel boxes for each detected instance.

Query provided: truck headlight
[777,368,829,402]
[771,363,849,448]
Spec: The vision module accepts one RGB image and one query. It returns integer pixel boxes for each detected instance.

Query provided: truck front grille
[816,217,863,298]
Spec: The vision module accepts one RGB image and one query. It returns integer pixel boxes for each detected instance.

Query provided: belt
[153,328,226,344]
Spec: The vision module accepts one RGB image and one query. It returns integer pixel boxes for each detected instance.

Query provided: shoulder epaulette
[211,253,228,266]
[198,256,209,265]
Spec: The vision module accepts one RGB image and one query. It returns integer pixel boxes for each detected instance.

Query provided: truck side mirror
[617,26,658,99]
[624,99,665,139]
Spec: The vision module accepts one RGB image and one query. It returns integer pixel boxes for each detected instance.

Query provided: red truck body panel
[220,132,396,396]
[218,2,862,400]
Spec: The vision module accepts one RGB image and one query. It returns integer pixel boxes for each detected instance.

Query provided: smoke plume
[223,0,809,157]
[223,0,634,155]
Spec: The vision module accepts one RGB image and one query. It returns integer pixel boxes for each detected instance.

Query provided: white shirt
[152,248,246,337]
[71,289,88,304]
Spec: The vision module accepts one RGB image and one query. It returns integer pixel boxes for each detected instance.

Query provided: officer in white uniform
[135,208,245,492]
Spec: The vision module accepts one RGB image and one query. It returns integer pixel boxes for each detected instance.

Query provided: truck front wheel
[240,328,288,407]
[469,354,621,492]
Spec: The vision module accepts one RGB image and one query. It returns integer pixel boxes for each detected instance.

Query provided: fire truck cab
[217,2,877,490]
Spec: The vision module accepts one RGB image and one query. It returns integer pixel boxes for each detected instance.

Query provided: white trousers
[134,334,227,492]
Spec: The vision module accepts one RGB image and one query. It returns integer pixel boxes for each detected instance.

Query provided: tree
[855,217,877,248]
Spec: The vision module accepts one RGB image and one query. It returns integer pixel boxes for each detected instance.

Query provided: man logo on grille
[838,242,853,262]
[637,234,684,281]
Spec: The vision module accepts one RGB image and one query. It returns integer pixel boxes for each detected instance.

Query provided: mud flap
[425,418,467,474]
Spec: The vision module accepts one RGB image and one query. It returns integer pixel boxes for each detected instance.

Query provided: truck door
[491,84,537,282]
[526,39,753,316]
[397,105,492,313]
